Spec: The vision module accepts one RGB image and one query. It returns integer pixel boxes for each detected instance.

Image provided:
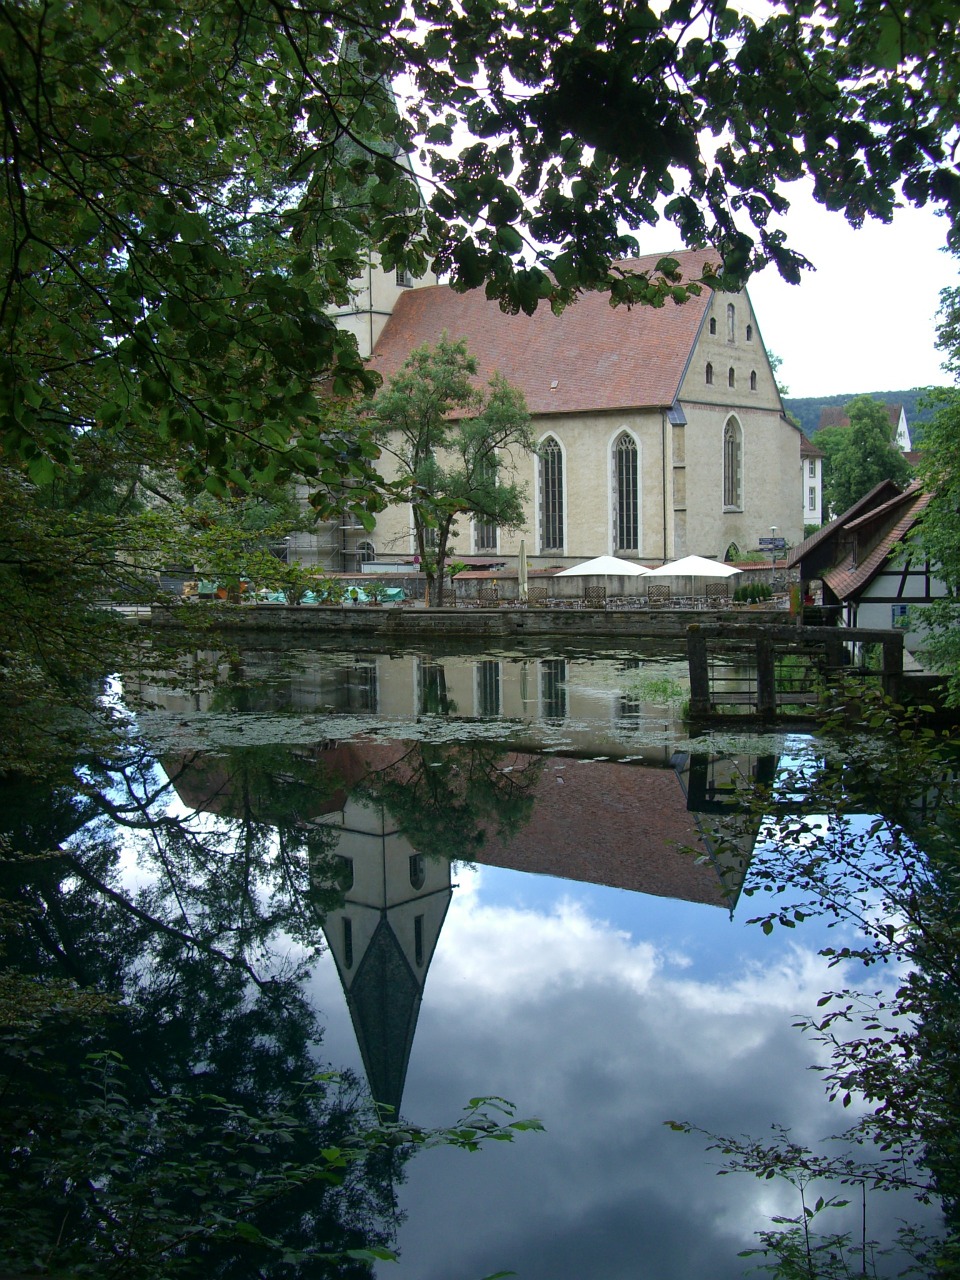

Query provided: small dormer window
[709,317,717,336]
[396,267,412,287]
[705,362,714,385]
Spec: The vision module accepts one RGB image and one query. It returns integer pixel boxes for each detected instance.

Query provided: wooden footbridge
[686,624,904,720]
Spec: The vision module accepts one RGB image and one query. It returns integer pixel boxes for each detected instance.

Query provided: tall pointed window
[705,362,714,385]
[723,418,743,510]
[539,436,564,551]
[474,517,497,550]
[614,433,639,551]
[474,455,498,549]
[726,303,736,342]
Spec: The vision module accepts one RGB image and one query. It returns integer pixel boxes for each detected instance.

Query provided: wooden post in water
[687,626,711,717]
[881,635,904,702]
[756,636,777,719]
[823,632,846,680]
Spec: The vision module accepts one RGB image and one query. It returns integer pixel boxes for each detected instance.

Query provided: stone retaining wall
[146,602,789,640]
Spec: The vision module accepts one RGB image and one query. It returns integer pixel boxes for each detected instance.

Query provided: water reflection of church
[148,646,772,1115]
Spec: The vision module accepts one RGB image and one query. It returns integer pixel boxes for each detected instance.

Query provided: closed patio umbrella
[518,538,528,602]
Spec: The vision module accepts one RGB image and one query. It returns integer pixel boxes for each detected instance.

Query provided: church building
[292,249,804,571]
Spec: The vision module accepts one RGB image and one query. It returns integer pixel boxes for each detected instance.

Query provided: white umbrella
[646,554,741,601]
[518,538,528,603]
[556,555,650,577]
[646,555,740,578]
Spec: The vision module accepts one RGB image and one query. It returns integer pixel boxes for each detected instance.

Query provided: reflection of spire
[348,916,423,1119]
[316,799,451,1118]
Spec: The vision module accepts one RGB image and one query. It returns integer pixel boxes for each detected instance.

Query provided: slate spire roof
[370,249,721,415]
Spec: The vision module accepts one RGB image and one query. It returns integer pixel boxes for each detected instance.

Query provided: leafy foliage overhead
[2,0,960,486]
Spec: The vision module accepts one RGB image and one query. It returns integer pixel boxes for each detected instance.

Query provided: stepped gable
[369,250,719,416]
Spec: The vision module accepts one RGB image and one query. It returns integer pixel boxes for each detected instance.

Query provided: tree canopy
[3,0,960,492]
[891,284,960,703]
[369,337,534,605]
[819,396,911,518]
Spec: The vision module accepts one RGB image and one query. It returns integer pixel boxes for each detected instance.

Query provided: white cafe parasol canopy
[556,555,651,577]
[646,555,741,578]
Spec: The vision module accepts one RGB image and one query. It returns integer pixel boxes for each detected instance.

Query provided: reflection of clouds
[305,865,910,1280]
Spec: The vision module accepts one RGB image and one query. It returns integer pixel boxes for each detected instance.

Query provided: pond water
[3,636,943,1278]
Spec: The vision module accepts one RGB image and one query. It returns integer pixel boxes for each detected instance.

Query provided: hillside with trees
[784,389,948,442]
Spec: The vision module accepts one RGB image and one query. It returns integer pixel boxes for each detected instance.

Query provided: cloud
[306,866,920,1280]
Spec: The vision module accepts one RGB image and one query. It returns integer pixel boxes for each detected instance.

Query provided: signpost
[759,526,786,574]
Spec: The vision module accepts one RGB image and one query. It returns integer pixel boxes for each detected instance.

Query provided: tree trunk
[432,524,453,608]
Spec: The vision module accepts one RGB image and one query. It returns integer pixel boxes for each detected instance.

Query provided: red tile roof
[818,407,850,430]
[785,478,903,570]
[800,432,823,459]
[370,250,721,415]
[479,755,731,906]
[822,484,931,600]
[817,402,904,433]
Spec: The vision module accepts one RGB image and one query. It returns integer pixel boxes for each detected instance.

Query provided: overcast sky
[635,186,957,401]
[307,862,930,1280]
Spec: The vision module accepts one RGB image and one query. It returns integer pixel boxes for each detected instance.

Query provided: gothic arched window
[726,303,736,342]
[539,436,564,551]
[723,419,743,510]
[705,362,714,385]
[614,433,639,551]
